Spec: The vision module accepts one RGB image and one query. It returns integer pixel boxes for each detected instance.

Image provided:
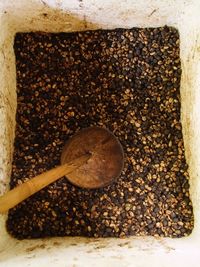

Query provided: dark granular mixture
[7,27,194,239]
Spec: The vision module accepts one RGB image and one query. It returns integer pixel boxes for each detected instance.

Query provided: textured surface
[6,27,194,239]
[0,1,200,267]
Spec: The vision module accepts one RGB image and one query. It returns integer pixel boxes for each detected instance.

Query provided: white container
[0,0,200,266]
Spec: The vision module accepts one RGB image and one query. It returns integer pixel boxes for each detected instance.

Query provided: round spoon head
[61,126,124,189]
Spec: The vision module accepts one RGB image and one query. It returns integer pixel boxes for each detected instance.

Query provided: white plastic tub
[0,0,200,266]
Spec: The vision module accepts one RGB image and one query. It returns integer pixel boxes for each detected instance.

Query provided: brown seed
[7,27,193,239]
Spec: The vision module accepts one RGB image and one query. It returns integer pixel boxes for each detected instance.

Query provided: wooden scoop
[0,154,90,213]
[0,127,124,213]
[61,126,124,188]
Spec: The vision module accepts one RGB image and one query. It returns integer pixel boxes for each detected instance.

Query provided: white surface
[0,0,200,266]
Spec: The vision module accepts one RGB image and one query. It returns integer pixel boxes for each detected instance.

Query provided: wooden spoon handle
[0,153,90,213]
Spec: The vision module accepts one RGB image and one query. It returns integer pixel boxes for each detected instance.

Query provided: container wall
[0,1,200,266]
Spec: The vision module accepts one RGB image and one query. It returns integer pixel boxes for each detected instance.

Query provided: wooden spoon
[0,154,90,213]
[61,126,124,188]
[0,127,124,213]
